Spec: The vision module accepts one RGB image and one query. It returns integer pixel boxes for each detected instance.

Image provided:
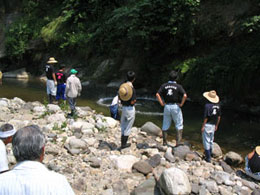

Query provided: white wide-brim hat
[47,57,58,64]
[119,83,133,101]
[203,90,219,103]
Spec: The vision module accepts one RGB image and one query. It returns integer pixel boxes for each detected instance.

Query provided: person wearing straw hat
[245,146,260,180]
[0,123,16,173]
[45,57,58,104]
[118,71,136,149]
[66,68,82,117]
[201,90,221,162]
[156,70,187,146]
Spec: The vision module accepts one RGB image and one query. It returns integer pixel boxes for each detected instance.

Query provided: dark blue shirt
[157,81,186,104]
[204,103,221,125]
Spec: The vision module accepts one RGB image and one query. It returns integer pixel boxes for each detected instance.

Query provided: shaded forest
[0,0,260,109]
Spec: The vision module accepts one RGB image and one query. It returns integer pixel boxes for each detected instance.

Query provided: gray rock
[219,160,233,173]
[72,177,87,192]
[199,186,210,195]
[158,167,191,195]
[252,189,260,195]
[84,157,101,168]
[147,154,161,168]
[109,155,139,171]
[69,138,87,150]
[3,68,29,79]
[212,142,223,158]
[47,104,61,113]
[191,183,200,194]
[219,186,232,195]
[211,171,231,185]
[173,145,191,159]
[141,122,161,136]
[164,147,175,163]
[112,180,129,195]
[224,151,243,166]
[131,177,160,195]
[200,180,219,193]
[132,161,153,175]
[185,152,200,161]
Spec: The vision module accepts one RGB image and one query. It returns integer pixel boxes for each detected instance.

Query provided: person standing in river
[55,64,67,104]
[201,90,221,163]
[118,71,136,149]
[156,70,187,146]
[66,69,82,117]
[45,57,58,104]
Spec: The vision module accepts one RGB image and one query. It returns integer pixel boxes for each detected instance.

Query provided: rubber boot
[162,131,168,146]
[176,129,183,146]
[205,149,211,162]
[121,136,131,149]
[48,94,53,104]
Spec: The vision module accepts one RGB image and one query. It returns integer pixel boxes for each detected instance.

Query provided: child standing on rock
[201,90,221,162]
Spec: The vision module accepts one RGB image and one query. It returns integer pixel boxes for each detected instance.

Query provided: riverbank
[1,97,260,194]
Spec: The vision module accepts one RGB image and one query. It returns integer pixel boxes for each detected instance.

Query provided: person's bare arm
[201,118,208,132]
[179,93,187,107]
[156,93,164,107]
[215,116,221,131]
[52,73,57,83]
[248,150,255,160]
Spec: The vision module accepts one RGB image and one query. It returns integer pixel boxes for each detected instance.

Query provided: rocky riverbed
[1,97,260,195]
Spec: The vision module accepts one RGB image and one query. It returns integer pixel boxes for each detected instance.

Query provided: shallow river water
[0,78,259,156]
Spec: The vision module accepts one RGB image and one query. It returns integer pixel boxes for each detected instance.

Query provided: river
[0,78,259,156]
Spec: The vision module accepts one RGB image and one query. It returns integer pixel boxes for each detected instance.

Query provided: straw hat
[119,83,133,101]
[256,146,260,155]
[47,57,58,64]
[203,90,219,103]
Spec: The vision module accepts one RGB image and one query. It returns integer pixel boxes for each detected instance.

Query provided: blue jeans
[120,106,135,136]
[162,104,183,131]
[56,84,66,100]
[202,123,215,150]
[67,97,76,112]
[245,157,260,180]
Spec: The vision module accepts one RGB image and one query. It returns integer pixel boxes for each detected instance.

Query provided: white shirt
[0,160,75,195]
[0,139,8,173]
[66,75,82,98]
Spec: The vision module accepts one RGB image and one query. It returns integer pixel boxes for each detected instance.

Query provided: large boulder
[224,151,243,166]
[158,167,191,195]
[3,68,29,79]
[141,122,161,136]
[109,155,139,172]
[132,161,153,175]
[173,145,191,160]
[212,142,223,158]
[131,177,160,195]
[69,138,88,150]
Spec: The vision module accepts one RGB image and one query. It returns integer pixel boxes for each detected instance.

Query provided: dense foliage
[2,0,260,105]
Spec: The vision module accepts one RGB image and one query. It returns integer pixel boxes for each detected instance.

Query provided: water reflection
[0,78,259,156]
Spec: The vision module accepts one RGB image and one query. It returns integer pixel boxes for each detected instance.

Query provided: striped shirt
[0,160,74,195]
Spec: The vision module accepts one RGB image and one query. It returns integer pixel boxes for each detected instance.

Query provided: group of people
[0,124,74,194]
[45,57,82,117]
[116,70,260,180]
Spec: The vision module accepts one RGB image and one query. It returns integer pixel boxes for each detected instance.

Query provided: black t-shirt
[249,150,260,173]
[56,71,66,84]
[121,87,136,106]
[45,64,54,80]
[157,81,186,104]
[203,103,221,125]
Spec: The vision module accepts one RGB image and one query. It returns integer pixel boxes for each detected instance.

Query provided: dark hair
[127,71,135,82]
[12,125,45,162]
[0,123,14,132]
[169,71,178,81]
[59,64,65,69]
